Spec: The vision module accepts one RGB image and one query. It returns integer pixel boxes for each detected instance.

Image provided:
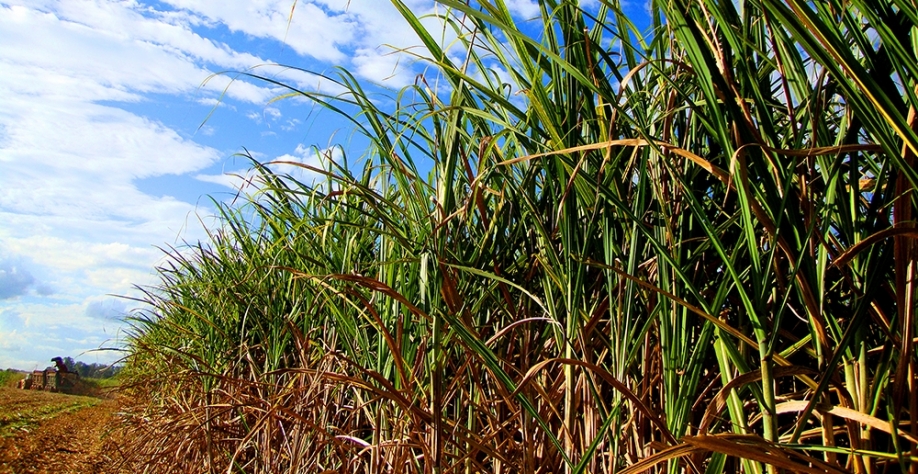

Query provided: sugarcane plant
[118,0,918,472]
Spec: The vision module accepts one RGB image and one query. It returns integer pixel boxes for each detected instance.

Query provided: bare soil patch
[0,388,127,474]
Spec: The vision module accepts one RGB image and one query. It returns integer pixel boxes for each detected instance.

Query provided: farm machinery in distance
[18,357,82,394]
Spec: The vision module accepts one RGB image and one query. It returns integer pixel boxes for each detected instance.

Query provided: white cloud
[197,97,231,108]
[2,5,191,98]
[1,2,280,104]
[0,0,321,371]
[353,47,418,85]
[3,301,123,343]
[281,118,301,131]
[164,0,357,63]
[84,296,134,321]
[200,72,280,104]
[504,0,541,18]
[196,143,333,192]
[0,105,219,222]
[0,261,37,300]
[154,0,455,87]
[195,171,253,190]
[0,233,166,304]
[0,0,464,371]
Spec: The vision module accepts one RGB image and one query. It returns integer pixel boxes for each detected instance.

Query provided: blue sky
[0,0,632,370]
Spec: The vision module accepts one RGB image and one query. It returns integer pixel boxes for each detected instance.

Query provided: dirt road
[0,388,126,474]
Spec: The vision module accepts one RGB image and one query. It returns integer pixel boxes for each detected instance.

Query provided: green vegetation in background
[0,370,25,388]
[118,0,918,473]
[55,357,122,380]
[82,376,120,389]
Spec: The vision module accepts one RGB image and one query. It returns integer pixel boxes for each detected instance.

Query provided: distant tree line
[59,356,121,379]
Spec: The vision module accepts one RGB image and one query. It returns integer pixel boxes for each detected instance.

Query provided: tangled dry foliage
[115,0,918,472]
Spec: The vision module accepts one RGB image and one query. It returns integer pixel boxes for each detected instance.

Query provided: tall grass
[118,0,918,472]
[0,369,25,388]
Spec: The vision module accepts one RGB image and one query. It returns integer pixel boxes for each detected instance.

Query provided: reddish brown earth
[0,388,128,474]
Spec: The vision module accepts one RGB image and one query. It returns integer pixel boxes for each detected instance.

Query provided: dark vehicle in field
[18,357,82,394]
